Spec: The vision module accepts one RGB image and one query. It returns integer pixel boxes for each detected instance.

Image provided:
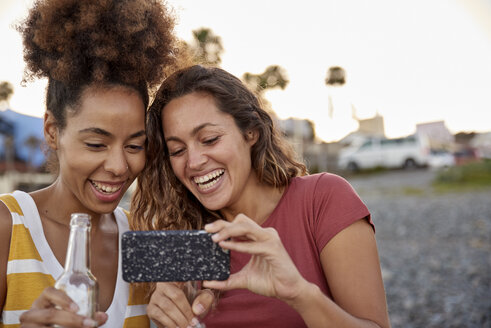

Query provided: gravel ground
[347,169,491,328]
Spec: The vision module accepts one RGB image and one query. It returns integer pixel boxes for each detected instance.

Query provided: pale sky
[1,0,490,142]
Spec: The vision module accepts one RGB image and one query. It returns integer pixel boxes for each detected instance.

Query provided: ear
[44,111,59,150]
[246,129,259,146]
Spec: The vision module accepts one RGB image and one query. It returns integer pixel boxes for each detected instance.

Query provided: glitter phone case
[121,230,230,282]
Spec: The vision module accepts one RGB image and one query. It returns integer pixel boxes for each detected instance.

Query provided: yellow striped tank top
[0,191,149,328]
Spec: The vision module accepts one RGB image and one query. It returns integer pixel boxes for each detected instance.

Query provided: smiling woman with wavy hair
[131,65,307,232]
[131,65,389,328]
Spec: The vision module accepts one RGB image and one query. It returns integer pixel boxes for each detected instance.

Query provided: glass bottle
[55,213,98,319]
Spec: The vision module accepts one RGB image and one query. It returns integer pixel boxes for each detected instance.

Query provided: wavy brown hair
[131,65,307,232]
[17,0,180,173]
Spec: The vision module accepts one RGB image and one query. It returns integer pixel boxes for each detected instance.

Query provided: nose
[187,147,207,170]
[104,147,129,176]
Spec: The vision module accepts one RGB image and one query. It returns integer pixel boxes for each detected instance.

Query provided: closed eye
[126,144,145,153]
[85,143,106,150]
[203,136,220,145]
[169,148,184,157]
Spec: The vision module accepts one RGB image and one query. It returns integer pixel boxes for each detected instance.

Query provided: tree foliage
[24,135,43,170]
[242,65,289,95]
[325,66,346,86]
[186,27,224,66]
[0,81,14,103]
[325,66,346,118]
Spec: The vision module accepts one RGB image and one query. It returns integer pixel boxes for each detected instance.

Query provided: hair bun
[19,0,178,87]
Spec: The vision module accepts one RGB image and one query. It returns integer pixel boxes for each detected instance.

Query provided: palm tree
[325,66,346,85]
[242,65,289,95]
[325,66,346,118]
[0,81,15,172]
[0,81,14,108]
[242,65,307,154]
[241,65,289,118]
[24,135,42,171]
[4,135,15,172]
[186,28,224,66]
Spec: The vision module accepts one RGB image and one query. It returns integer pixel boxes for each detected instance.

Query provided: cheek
[57,154,95,188]
[236,145,254,173]
[169,158,186,180]
[130,153,146,175]
[58,147,90,173]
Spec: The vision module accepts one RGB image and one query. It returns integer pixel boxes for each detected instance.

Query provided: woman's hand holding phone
[202,214,310,304]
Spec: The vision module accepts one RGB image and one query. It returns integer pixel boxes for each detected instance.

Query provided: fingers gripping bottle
[55,213,98,321]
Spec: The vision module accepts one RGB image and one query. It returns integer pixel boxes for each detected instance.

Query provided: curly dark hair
[17,0,180,172]
[19,0,177,89]
[131,65,307,232]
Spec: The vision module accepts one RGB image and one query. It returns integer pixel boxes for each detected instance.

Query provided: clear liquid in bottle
[54,213,98,321]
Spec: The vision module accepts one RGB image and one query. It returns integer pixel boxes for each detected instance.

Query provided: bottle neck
[64,219,91,273]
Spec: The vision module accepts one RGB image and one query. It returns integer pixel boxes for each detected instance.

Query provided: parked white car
[338,135,430,172]
[427,149,455,169]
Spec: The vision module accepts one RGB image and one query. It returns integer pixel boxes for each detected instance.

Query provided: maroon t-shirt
[203,173,372,327]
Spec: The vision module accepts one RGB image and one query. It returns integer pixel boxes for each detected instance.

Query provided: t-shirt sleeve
[312,173,372,252]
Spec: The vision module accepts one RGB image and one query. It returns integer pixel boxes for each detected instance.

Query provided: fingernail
[70,302,79,312]
[211,233,219,241]
[191,317,200,326]
[83,318,98,327]
[194,303,206,315]
[204,223,212,230]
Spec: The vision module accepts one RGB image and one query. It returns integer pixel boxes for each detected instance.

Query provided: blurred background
[1,0,490,327]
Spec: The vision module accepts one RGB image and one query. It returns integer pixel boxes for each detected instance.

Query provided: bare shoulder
[0,198,13,260]
[0,199,13,245]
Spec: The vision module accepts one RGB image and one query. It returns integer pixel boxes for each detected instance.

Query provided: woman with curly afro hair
[0,0,180,327]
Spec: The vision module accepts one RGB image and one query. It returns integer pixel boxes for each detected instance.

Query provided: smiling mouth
[193,169,225,190]
[90,180,124,194]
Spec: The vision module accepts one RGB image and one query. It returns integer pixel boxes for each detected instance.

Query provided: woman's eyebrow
[129,130,146,138]
[191,122,217,135]
[78,128,145,139]
[79,127,111,136]
[165,123,218,142]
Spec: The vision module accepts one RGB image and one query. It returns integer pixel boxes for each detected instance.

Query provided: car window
[360,140,373,149]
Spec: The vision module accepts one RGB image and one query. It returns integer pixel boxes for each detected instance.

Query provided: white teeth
[193,169,224,185]
[198,178,220,190]
[91,181,122,194]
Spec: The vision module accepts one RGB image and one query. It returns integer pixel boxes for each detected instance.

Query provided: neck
[30,178,105,227]
[220,182,285,225]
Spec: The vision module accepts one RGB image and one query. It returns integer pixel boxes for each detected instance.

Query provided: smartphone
[121,230,230,282]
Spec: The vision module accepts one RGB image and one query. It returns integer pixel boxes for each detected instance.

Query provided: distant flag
[351,104,358,120]
[328,95,334,119]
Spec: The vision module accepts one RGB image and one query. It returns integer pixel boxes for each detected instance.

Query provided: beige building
[357,114,386,137]
[416,121,454,150]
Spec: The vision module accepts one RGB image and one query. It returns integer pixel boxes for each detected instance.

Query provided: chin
[200,201,224,212]
[94,204,120,215]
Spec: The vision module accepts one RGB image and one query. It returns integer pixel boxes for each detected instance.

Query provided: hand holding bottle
[19,213,106,328]
[18,286,107,327]
[54,214,98,320]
